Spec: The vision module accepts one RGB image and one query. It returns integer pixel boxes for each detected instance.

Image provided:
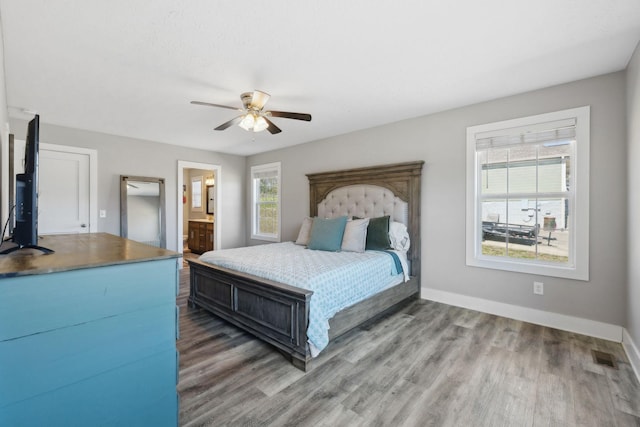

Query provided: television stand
[0,244,54,255]
[0,233,180,426]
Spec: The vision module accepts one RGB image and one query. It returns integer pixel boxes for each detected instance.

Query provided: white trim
[421,287,622,342]
[623,328,640,383]
[177,161,222,259]
[465,106,590,281]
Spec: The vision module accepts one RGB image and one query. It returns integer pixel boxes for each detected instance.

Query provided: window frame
[250,162,281,242]
[465,106,590,280]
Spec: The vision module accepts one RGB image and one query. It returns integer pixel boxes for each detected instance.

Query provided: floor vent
[591,350,618,369]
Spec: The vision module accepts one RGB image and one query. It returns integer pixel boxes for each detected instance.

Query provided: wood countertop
[0,233,180,278]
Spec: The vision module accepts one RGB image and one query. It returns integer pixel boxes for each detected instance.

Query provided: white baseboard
[623,328,640,383]
[421,287,623,342]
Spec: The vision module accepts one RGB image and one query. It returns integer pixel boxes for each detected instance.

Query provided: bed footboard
[188,256,419,371]
[188,258,313,369]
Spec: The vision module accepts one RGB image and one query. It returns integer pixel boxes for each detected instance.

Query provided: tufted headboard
[317,185,408,226]
[307,161,424,278]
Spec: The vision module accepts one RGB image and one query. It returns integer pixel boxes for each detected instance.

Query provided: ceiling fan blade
[214,115,244,131]
[268,111,312,121]
[191,100,240,111]
[263,116,282,134]
[250,90,271,110]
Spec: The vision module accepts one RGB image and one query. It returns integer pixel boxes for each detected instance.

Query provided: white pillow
[341,218,370,253]
[295,217,314,245]
[389,221,410,251]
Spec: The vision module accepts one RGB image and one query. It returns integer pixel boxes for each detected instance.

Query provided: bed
[187,161,424,371]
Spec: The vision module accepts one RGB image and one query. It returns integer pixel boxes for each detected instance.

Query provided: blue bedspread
[198,242,404,355]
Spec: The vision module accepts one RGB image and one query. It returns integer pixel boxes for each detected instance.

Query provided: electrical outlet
[99,209,107,218]
[533,281,544,295]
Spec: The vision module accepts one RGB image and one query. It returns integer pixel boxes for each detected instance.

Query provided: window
[251,162,281,241]
[191,176,203,211]
[466,106,589,280]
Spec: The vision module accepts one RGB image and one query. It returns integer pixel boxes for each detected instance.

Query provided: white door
[14,142,91,234]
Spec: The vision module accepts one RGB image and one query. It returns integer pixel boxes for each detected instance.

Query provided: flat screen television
[0,115,53,254]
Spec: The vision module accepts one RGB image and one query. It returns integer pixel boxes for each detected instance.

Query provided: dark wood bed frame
[187,161,424,371]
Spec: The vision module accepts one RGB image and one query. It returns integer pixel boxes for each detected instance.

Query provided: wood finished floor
[177,265,640,426]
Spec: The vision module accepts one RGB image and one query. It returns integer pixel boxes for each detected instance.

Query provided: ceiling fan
[191,90,312,134]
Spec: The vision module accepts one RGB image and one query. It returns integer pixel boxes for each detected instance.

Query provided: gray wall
[248,71,628,327]
[627,42,640,348]
[9,119,247,251]
[0,20,11,226]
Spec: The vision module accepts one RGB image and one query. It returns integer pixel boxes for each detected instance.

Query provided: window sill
[466,255,588,281]
[251,234,280,243]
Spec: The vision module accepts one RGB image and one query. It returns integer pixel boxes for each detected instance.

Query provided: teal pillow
[363,215,391,250]
[307,216,348,251]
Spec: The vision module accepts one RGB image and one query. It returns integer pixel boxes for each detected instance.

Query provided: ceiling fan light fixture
[238,113,268,132]
[253,116,268,132]
[238,113,256,131]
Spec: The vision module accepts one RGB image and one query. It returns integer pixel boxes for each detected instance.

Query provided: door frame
[177,160,221,254]
[10,140,98,233]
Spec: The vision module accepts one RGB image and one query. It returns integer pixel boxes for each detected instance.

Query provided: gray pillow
[341,218,370,253]
[295,217,313,245]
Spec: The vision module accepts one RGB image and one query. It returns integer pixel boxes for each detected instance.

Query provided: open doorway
[177,161,221,265]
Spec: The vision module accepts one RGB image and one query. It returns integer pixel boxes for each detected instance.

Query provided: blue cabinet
[0,234,179,427]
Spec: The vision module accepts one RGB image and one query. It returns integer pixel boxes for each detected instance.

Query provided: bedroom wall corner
[626,39,640,379]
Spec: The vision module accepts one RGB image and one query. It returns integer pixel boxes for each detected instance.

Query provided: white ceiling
[1,1,639,156]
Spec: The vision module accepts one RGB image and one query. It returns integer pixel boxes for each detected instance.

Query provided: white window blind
[475,118,576,149]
